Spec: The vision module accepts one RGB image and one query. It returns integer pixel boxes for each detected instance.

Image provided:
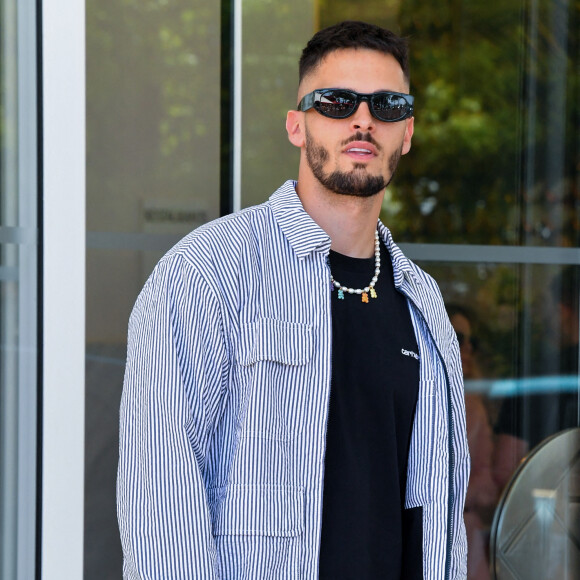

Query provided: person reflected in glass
[448,305,497,580]
[493,266,580,490]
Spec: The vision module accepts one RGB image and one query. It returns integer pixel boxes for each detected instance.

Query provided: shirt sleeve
[117,253,227,579]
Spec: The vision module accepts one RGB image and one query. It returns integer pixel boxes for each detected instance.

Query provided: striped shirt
[117,180,470,580]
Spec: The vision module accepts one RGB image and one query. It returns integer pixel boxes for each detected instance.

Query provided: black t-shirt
[318,242,422,579]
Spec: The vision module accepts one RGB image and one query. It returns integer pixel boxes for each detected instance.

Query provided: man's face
[291,48,414,198]
[304,127,403,197]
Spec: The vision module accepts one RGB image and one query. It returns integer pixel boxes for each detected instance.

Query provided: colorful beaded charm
[330,229,381,303]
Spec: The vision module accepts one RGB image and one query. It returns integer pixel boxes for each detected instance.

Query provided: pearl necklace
[330,230,380,303]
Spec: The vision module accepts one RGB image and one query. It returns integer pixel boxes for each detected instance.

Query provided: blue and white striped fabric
[117,180,469,580]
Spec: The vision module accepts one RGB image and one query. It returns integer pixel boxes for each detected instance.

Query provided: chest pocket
[210,483,304,537]
[237,318,313,367]
[235,318,313,440]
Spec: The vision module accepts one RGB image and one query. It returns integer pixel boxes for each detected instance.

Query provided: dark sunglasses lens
[372,94,412,121]
[315,90,357,118]
[456,332,465,347]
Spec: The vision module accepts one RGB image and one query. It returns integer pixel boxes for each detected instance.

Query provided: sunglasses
[297,88,414,122]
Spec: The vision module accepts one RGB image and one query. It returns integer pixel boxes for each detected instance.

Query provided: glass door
[238,0,579,577]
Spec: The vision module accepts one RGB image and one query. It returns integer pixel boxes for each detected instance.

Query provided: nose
[349,101,375,132]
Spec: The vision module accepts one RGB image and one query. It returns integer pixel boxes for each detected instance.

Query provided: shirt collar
[377,221,417,288]
[269,186,439,347]
[377,219,432,323]
[269,182,422,296]
[269,180,331,259]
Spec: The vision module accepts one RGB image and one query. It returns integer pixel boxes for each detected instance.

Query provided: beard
[305,129,402,198]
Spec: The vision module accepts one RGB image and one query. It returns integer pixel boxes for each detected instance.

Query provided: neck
[295,177,384,259]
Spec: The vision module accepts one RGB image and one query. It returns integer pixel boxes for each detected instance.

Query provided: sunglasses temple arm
[297,92,316,112]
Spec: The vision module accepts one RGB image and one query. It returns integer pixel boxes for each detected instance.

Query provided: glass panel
[379,0,580,247]
[417,260,579,578]
[0,0,38,576]
[239,0,579,570]
[240,0,314,207]
[86,2,220,235]
[85,0,221,576]
[85,249,141,577]
[241,0,580,249]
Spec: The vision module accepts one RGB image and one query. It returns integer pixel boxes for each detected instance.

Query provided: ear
[286,110,305,148]
[401,116,414,156]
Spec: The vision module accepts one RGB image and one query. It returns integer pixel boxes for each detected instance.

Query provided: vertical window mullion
[41,0,85,577]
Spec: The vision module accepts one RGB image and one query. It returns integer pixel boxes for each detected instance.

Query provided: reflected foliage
[320,0,580,246]
[87,0,220,229]
[241,0,314,206]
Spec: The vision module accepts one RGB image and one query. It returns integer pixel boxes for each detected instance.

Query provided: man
[118,21,469,580]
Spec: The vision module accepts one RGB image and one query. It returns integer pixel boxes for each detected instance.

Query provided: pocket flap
[210,484,304,537]
[237,318,313,366]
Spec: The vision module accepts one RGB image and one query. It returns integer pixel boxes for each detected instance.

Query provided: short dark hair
[299,21,410,85]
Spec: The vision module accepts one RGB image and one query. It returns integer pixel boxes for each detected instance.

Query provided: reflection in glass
[494,265,579,492]
[240,0,314,207]
[490,428,580,580]
[242,0,579,241]
[448,305,499,579]
[422,260,580,579]
[389,0,578,247]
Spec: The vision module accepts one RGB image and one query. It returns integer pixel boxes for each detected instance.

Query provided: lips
[343,140,378,158]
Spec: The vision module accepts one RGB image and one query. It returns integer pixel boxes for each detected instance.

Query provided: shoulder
[168,200,275,268]
[148,198,273,284]
[405,259,446,305]
[380,222,446,306]
[131,196,282,326]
